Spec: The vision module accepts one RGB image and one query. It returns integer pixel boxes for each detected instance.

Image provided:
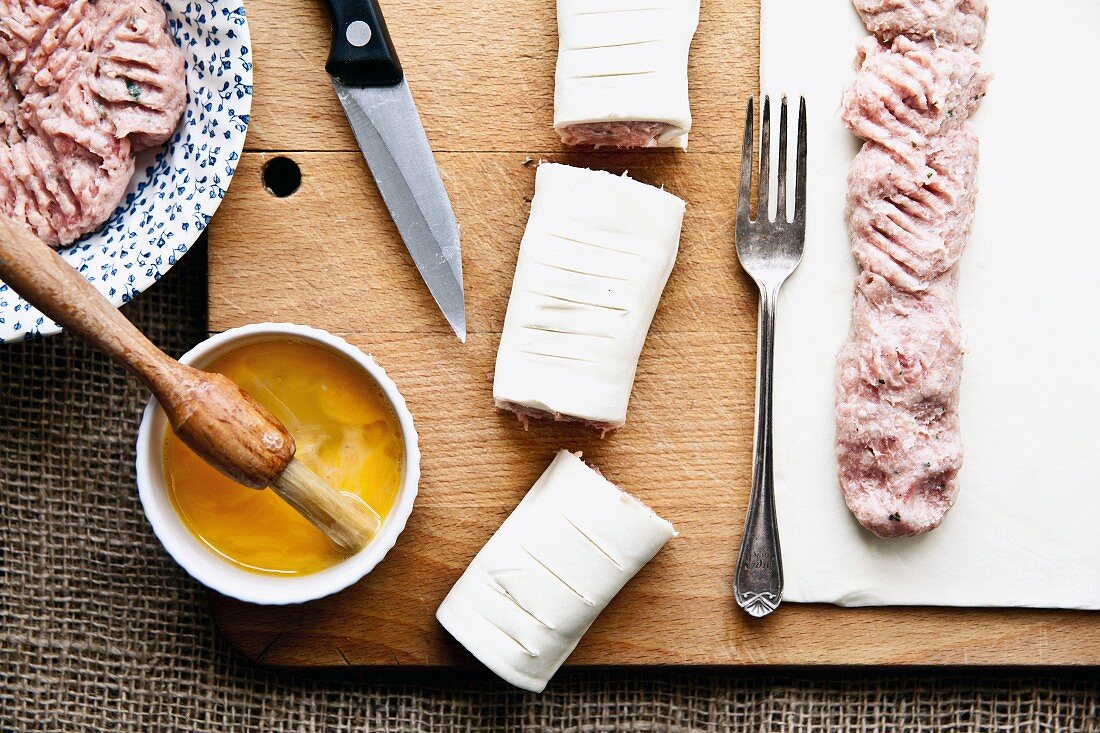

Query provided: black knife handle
[322,0,403,87]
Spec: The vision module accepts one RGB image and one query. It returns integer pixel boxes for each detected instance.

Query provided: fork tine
[758,96,771,222]
[794,96,808,225]
[737,97,755,226]
[776,96,788,223]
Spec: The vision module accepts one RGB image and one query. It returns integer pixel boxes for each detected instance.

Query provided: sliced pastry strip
[436,451,676,693]
[493,163,685,430]
[554,0,700,149]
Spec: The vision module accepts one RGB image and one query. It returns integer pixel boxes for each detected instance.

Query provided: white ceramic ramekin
[135,323,420,605]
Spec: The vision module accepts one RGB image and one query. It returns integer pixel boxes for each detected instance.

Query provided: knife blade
[323,0,466,342]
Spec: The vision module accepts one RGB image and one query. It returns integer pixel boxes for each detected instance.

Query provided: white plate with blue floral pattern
[0,0,253,343]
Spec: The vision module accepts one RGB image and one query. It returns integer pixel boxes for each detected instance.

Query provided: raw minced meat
[835,272,964,537]
[853,0,988,49]
[846,127,979,290]
[496,399,616,438]
[0,0,186,246]
[841,36,989,153]
[558,121,675,149]
[837,0,987,537]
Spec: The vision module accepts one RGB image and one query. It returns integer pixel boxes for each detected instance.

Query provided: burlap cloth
[1,243,1097,732]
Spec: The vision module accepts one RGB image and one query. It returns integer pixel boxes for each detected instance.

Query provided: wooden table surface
[205,0,1100,667]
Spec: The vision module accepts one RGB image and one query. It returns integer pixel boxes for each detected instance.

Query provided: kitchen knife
[322,0,466,342]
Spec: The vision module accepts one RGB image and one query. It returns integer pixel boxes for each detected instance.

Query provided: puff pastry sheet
[765,0,1100,609]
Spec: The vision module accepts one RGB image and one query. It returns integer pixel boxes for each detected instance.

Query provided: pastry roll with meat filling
[493,163,684,431]
[436,451,676,693]
[554,0,700,149]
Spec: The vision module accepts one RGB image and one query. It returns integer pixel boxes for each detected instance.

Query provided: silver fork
[733,95,807,618]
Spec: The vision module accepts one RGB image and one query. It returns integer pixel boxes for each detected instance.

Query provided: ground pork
[841,36,989,154]
[496,399,615,438]
[846,127,979,290]
[853,0,988,49]
[837,0,986,537]
[836,272,963,537]
[0,0,186,246]
[557,121,676,149]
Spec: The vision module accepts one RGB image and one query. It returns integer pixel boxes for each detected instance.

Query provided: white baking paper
[764,0,1100,608]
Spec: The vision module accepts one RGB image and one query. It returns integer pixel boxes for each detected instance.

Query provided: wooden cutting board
[205,0,1100,667]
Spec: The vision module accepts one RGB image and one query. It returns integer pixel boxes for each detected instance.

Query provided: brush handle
[0,218,378,551]
[0,218,381,554]
[0,216,294,489]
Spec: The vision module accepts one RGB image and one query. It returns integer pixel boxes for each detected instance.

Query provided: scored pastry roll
[492,163,685,430]
[554,0,700,149]
[435,451,676,693]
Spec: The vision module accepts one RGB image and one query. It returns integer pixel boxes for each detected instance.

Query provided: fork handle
[734,283,785,618]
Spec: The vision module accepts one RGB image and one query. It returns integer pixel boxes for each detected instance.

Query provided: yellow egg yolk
[163,339,403,576]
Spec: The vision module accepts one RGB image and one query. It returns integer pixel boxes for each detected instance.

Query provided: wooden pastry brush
[0,216,379,554]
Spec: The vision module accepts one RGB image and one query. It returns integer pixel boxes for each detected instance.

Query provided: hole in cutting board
[262,156,301,198]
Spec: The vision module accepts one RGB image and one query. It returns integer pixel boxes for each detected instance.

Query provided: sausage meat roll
[436,451,676,692]
[493,163,685,431]
[554,0,700,149]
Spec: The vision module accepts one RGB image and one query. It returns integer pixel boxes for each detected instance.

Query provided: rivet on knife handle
[322,0,402,87]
